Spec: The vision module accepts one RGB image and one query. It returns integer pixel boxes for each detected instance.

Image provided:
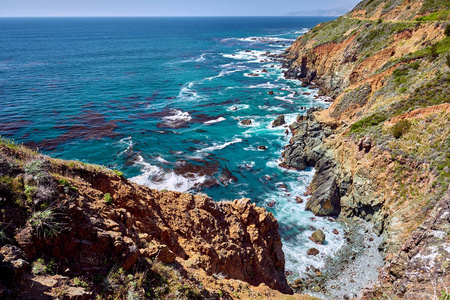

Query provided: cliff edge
[0,139,308,299]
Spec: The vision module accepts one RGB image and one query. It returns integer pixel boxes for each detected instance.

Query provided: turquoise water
[0,17,344,278]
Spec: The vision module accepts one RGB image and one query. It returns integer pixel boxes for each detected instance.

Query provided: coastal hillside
[282,0,449,298]
[0,138,316,300]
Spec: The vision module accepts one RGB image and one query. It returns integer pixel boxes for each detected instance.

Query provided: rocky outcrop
[281,108,341,216]
[0,143,293,298]
[272,115,286,127]
[280,108,328,171]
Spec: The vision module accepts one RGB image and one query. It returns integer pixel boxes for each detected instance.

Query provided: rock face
[0,144,292,298]
[280,108,328,171]
[272,115,286,127]
[306,157,340,216]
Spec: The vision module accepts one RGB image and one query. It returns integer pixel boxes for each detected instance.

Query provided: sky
[1,0,360,17]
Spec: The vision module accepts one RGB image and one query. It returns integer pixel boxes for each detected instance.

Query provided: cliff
[0,139,314,299]
[282,0,450,298]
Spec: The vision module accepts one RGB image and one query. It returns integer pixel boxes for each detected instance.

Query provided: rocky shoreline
[279,1,450,296]
[279,105,386,298]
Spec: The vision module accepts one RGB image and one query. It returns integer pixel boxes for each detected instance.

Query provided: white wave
[258,105,284,112]
[177,83,203,101]
[205,68,243,81]
[197,138,242,153]
[118,136,134,156]
[196,53,207,62]
[130,155,208,193]
[275,96,294,104]
[248,82,280,89]
[163,109,192,122]
[222,50,268,63]
[204,117,226,125]
[226,104,249,111]
[155,156,170,165]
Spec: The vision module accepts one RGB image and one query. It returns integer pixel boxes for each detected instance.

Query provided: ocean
[0,16,344,279]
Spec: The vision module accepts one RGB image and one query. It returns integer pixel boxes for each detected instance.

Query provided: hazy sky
[1,0,360,17]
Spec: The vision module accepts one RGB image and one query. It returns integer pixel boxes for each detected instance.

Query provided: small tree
[392,119,411,138]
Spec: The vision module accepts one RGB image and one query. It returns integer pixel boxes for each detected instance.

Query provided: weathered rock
[155,245,176,263]
[268,90,274,95]
[310,229,326,244]
[306,157,341,216]
[240,119,252,125]
[272,115,286,127]
[307,248,320,256]
[295,196,304,204]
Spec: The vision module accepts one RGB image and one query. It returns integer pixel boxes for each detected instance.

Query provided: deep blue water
[0,17,344,278]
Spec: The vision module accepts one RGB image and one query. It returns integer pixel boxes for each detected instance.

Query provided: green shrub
[29,208,61,238]
[350,113,388,133]
[25,160,43,176]
[24,185,37,203]
[113,170,124,178]
[392,119,411,138]
[32,258,54,275]
[446,54,450,67]
[58,178,70,187]
[104,193,113,205]
[393,67,408,77]
[73,277,89,288]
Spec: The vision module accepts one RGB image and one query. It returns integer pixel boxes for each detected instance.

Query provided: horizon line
[0,15,339,18]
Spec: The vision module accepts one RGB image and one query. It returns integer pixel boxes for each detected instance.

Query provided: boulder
[268,90,274,95]
[258,145,267,150]
[272,115,286,127]
[155,245,176,263]
[240,119,252,125]
[307,248,319,256]
[310,229,326,244]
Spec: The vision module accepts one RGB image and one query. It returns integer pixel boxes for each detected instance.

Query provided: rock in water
[258,145,267,150]
[307,248,320,256]
[272,115,286,127]
[311,229,326,244]
[240,119,252,125]
[268,90,274,95]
